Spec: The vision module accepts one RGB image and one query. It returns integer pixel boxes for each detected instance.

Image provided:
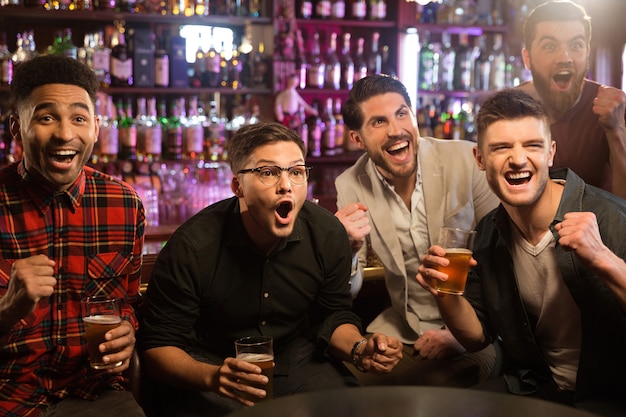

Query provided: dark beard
[531,67,585,121]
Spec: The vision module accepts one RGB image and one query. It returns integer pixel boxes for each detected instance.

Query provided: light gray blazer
[336,136,499,343]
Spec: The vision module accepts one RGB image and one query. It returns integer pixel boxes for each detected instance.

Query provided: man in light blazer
[335,75,499,386]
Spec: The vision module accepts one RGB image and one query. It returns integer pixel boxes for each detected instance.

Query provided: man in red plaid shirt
[0,55,146,416]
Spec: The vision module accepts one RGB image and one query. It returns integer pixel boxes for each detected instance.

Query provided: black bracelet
[351,338,368,373]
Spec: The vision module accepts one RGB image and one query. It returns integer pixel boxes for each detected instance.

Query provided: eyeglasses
[238,165,312,186]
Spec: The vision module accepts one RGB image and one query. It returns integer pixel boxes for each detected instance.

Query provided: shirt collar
[18,160,86,214]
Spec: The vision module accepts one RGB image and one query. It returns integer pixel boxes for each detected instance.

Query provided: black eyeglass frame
[237,164,312,185]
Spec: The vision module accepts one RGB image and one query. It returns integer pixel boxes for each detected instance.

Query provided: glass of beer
[234,336,274,401]
[435,227,477,295]
[81,296,123,370]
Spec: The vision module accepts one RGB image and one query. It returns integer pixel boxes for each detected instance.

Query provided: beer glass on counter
[81,296,123,369]
[235,335,274,401]
[435,227,476,295]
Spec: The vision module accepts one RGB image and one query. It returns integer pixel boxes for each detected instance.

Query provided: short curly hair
[10,54,100,110]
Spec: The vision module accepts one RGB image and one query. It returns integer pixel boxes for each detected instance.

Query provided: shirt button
[260,320,267,326]
[263,292,269,298]
[57,338,63,344]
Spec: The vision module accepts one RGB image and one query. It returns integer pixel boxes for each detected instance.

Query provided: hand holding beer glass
[434,227,476,295]
[234,336,274,402]
[81,296,123,370]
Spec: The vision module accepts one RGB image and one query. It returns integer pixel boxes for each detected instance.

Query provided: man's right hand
[0,254,56,328]
[335,202,371,256]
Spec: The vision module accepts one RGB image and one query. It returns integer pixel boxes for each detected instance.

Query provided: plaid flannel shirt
[0,162,145,417]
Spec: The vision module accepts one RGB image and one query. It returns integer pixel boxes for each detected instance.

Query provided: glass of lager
[435,227,477,295]
[81,296,123,369]
[235,336,274,401]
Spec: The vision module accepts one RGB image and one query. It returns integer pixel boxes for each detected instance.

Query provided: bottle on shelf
[381,44,395,77]
[340,32,354,90]
[351,0,366,20]
[92,30,111,88]
[300,0,313,19]
[307,100,323,157]
[324,32,341,90]
[184,95,204,160]
[333,97,344,153]
[1,32,13,86]
[367,31,382,77]
[489,33,506,91]
[110,26,133,87]
[353,36,367,84]
[473,34,490,92]
[190,33,205,88]
[295,30,308,90]
[228,43,243,89]
[369,0,386,21]
[98,95,119,163]
[321,97,336,156]
[330,0,345,19]
[315,0,331,19]
[118,98,137,161]
[61,27,78,59]
[438,31,455,91]
[142,97,163,162]
[154,35,170,88]
[165,98,183,161]
[135,97,148,161]
[453,32,472,92]
[306,32,325,89]
[204,100,226,161]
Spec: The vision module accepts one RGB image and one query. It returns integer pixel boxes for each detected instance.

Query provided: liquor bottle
[321,97,336,156]
[381,44,396,77]
[300,0,313,19]
[438,31,455,91]
[306,32,325,89]
[353,36,367,84]
[0,32,12,86]
[204,33,221,88]
[367,32,382,76]
[48,30,64,56]
[324,32,341,90]
[98,95,119,163]
[194,0,208,15]
[315,0,331,19]
[165,99,183,161]
[118,98,137,161]
[369,0,386,20]
[204,100,226,161]
[307,100,322,157]
[489,33,506,91]
[184,96,204,160]
[78,32,95,70]
[154,36,169,88]
[295,30,308,90]
[61,28,78,59]
[110,27,133,87]
[333,97,345,153]
[453,32,472,91]
[92,31,111,88]
[218,41,229,88]
[340,33,354,90]
[418,31,438,91]
[330,0,345,19]
[143,97,163,162]
[473,35,490,91]
[351,0,366,20]
[135,97,148,161]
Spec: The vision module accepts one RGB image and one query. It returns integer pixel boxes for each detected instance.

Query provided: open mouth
[385,140,410,157]
[276,201,293,219]
[553,71,573,89]
[505,171,531,186]
[49,150,78,165]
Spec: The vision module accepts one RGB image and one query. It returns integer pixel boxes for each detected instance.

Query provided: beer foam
[83,315,122,325]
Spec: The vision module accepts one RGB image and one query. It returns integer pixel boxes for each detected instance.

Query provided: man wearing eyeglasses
[139,122,402,417]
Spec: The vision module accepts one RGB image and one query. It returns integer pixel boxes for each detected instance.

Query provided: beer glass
[435,227,476,295]
[235,336,274,401]
[81,296,123,369]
